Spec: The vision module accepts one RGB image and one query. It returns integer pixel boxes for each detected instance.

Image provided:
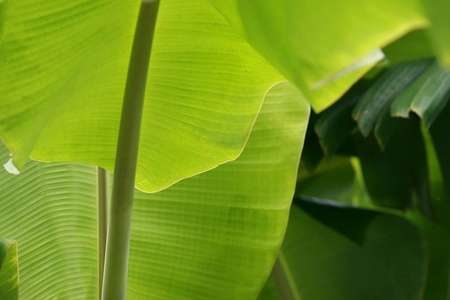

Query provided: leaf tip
[3,157,20,175]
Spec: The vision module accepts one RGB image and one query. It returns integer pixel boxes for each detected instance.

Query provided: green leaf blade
[127,81,310,299]
[0,81,310,300]
[0,145,99,299]
[0,0,284,193]
[209,0,429,111]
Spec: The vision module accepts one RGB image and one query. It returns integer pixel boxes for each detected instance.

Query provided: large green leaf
[0,81,309,299]
[127,82,308,299]
[208,0,428,111]
[0,239,19,300]
[258,201,427,300]
[0,0,439,193]
[0,0,284,193]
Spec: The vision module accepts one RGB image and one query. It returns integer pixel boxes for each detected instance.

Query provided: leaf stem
[272,253,301,300]
[97,167,108,300]
[101,1,160,299]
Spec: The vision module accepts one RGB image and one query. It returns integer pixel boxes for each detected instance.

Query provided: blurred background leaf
[258,200,427,300]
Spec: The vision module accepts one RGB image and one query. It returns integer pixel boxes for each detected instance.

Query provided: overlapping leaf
[0,149,99,299]
[0,0,284,193]
[208,0,429,111]
[0,0,438,192]
[0,82,309,299]
[127,82,309,299]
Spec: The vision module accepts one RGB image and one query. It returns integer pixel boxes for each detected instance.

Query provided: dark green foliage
[293,196,381,244]
[300,58,450,217]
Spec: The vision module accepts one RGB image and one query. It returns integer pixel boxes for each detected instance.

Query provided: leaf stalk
[102,1,160,299]
[97,167,108,300]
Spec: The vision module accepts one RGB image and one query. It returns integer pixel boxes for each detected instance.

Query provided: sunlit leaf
[0,81,309,299]
[0,152,98,299]
[209,0,428,111]
[127,82,309,299]
[0,0,284,193]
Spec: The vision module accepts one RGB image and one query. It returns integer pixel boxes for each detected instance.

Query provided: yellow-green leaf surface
[0,82,309,299]
[208,0,429,111]
[127,82,308,299]
[0,0,283,193]
[0,153,99,299]
[0,239,19,300]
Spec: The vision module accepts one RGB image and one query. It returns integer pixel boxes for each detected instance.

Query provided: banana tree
[0,0,449,299]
